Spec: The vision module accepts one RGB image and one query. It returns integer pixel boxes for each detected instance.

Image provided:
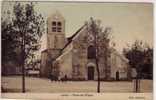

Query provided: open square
[2,76,152,93]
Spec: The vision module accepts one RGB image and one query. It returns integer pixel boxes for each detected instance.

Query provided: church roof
[47,10,65,21]
[62,24,85,51]
[67,25,85,42]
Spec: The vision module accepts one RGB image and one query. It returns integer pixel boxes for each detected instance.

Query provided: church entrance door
[88,66,94,80]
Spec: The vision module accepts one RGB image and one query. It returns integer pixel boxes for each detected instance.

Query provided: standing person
[64,75,67,81]
[116,71,119,81]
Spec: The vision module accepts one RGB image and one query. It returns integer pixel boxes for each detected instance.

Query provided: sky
[35,2,153,53]
[2,1,153,53]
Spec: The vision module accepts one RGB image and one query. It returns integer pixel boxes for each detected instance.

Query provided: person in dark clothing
[64,75,67,81]
[116,71,119,81]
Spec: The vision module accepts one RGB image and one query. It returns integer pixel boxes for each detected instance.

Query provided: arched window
[88,45,96,59]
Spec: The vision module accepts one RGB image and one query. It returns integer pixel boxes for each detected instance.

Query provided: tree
[2,18,18,72]
[123,40,153,92]
[26,54,41,70]
[123,41,145,70]
[2,2,45,92]
[141,47,153,79]
[2,7,20,75]
[123,40,153,76]
[86,18,111,93]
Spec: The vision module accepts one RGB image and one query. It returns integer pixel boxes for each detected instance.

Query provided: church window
[57,22,62,32]
[57,22,62,26]
[51,21,62,32]
[52,21,56,26]
[57,27,62,32]
[52,27,56,32]
[88,45,96,59]
[52,21,57,32]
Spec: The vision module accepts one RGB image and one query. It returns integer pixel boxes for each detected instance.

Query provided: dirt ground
[1,76,153,93]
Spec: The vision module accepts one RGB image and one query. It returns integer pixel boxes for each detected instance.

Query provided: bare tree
[86,18,111,93]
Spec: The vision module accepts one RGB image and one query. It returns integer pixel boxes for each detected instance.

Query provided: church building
[40,11,131,81]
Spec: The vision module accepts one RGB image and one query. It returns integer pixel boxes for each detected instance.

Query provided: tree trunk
[22,60,25,93]
[96,59,100,93]
[22,31,26,93]
[135,78,138,92]
[135,72,140,93]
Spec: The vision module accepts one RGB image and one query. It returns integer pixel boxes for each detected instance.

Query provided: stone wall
[72,26,88,80]
[71,25,111,80]
[40,51,48,77]
[40,49,61,77]
[54,42,73,79]
[110,48,130,80]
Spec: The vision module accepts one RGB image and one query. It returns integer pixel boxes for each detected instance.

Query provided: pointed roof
[62,24,85,51]
[48,10,65,21]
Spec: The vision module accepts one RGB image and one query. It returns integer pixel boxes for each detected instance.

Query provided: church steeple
[47,11,66,49]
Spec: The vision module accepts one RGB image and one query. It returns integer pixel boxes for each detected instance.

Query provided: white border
[0,0,155,3]
[0,0,155,100]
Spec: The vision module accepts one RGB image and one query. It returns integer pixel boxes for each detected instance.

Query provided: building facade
[40,11,131,80]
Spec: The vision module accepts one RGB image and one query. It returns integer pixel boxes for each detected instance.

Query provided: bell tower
[40,11,66,77]
[47,11,66,49]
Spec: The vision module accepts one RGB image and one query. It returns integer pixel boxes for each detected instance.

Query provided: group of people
[50,74,68,82]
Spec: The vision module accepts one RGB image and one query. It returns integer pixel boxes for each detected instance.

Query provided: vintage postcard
[1,0,153,100]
